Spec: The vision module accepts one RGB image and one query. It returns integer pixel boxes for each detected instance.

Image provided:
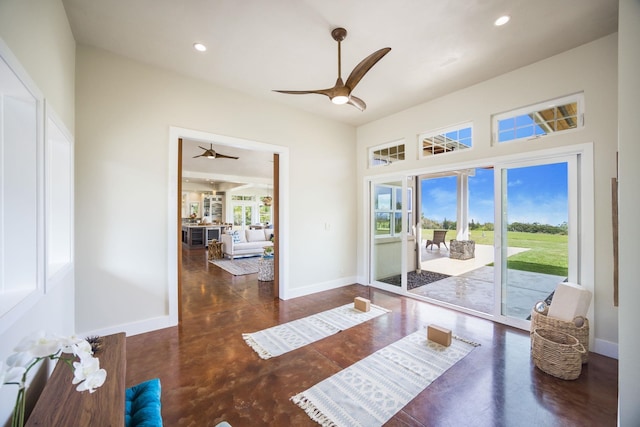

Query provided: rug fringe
[241,334,273,359]
[371,303,391,313]
[291,393,338,427]
[453,334,481,347]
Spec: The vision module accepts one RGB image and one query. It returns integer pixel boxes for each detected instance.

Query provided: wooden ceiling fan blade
[215,153,239,160]
[345,47,391,91]
[348,95,366,112]
[273,88,335,99]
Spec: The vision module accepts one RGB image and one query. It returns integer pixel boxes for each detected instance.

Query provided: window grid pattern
[374,185,412,237]
[370,143,405,167]
[421,125,472,157]
[494,95,582,143]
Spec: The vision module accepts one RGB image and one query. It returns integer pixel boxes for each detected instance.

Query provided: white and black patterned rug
[379,270,451,290]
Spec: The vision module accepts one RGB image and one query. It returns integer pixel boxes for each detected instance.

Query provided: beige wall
[617,0,640,423]
[74,45,357,333]
[0,0,76,423]
[357,34,619,354]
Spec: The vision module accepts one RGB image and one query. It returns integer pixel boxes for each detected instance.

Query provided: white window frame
[369,139,406,168]
[418,121,473,159]
[373,184,412,238]
[492,93,584,145]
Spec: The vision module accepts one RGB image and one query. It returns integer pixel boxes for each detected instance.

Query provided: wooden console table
[26,333,126,426]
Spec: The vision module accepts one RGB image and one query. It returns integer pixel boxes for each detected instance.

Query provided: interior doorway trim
[168,126,290,325]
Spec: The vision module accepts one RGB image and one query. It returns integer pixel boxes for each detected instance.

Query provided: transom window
[369,140,405,167]
[493,93,583,144]
[419,123,472,157]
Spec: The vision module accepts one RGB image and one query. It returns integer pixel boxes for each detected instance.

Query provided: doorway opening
[168,127,289,324]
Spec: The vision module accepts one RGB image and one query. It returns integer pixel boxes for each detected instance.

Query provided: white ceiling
[61,0,618,183]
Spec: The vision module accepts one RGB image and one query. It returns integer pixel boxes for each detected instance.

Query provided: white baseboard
[593,338,619,359]
[281,276,358,300]
[79,315,178,338]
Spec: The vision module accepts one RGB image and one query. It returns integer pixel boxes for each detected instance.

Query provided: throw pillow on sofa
[229,230,243,243]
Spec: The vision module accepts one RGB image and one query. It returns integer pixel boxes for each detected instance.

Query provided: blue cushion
[125,378,162,427]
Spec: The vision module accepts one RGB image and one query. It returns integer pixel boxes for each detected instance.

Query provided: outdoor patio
[409,243,566,319]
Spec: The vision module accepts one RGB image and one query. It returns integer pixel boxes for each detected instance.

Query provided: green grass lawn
[422,229,568,276]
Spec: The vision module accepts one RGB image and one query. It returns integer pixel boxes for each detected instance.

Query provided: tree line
[420,217,568,235]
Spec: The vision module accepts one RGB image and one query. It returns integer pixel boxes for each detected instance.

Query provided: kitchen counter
[181,224,228,248]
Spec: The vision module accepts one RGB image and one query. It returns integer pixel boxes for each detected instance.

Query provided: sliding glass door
[367,151,582,329]
[496,157,577,325]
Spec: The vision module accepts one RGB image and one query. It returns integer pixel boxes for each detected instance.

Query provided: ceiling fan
[193,143,239,160]
[273,27,391,112]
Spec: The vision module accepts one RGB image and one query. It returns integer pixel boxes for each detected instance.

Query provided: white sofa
[221,228,274,259]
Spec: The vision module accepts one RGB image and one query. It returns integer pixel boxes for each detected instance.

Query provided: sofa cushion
[245,229,266,242]
[233,243,271,253]
[263,229,274,241]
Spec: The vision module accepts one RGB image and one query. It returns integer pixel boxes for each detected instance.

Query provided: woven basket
[531,328,585,380]
[530,309,589,363]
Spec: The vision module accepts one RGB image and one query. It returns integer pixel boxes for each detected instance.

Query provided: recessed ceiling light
[193,43,207,52]
[494,15,511,26]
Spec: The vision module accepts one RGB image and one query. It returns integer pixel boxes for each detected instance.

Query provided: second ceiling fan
[193,143,239,160]
[274,27,391,112]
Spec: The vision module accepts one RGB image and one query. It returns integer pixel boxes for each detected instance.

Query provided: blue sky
[421,163,568,226]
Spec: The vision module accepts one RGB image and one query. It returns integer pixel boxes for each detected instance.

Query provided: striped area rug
[242,303,390,359]
[291,330,479,427]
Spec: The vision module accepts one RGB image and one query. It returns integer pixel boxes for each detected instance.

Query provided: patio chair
[426,230,449,250]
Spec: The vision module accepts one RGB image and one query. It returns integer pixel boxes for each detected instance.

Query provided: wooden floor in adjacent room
[125,248,618,426]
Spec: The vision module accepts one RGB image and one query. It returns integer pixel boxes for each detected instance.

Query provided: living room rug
[209,257,260,275]
[243,303,391,359]
[291,330,479,427]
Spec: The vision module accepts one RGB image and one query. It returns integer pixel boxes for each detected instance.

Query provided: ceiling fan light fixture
[331,95,350,105]
[193,43,207,52]
[494,15,510,26]
[273,27,391,112]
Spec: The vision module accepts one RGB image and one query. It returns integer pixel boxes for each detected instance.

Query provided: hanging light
[262,183,273,206]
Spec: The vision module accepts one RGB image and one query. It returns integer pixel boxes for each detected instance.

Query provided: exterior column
[456,170,473,240]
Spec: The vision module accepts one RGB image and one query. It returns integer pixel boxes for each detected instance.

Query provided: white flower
[72,357,98,382]
[71,340,93,361]
[14,331,63,358]
[5,352,34,369]
[75,368,107,393]
[72,356,106,393]
[58,335,86,354]
[0,361,26,389]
